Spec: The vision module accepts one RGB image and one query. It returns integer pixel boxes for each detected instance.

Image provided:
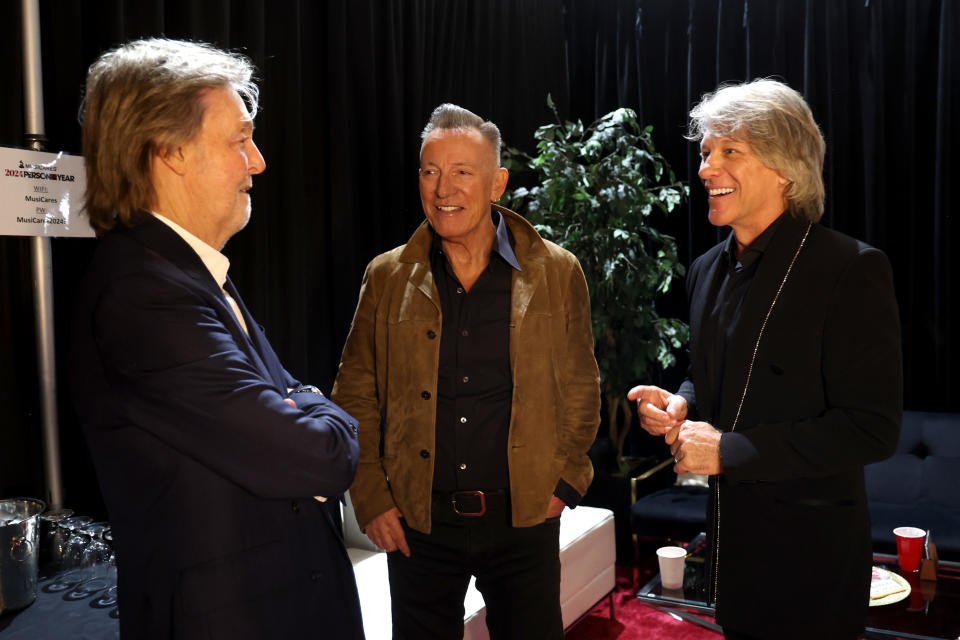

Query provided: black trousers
[387,492,563,640]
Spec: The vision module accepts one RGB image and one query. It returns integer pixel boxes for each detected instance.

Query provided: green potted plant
[501,97,689,466]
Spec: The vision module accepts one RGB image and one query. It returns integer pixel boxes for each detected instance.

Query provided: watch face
[296,385,324,396]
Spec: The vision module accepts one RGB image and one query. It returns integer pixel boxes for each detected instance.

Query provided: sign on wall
[0,145,93,238]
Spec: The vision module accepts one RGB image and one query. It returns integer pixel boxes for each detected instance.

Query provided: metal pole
[22,0,64,509]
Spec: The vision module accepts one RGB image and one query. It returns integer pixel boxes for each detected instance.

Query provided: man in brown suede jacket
[332,103,601,640]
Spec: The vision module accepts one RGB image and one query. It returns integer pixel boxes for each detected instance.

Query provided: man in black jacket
[629,79,902,640]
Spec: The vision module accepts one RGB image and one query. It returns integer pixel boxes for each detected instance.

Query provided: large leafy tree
[502,98,689,461]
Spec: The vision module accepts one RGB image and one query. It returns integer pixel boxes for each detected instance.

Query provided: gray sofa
[865,410,960,560]
[630,410,960,561]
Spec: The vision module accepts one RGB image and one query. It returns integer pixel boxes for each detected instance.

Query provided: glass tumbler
[80,523,114,580]
[58,516,94,571]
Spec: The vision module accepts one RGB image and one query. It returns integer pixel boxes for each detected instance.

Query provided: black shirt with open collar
[430,211,520,493]
[702,212,786,423]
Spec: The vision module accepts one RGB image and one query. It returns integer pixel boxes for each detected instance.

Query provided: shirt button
[460,417,467,424]
[459,463,467,470]
[420,449,430,459]
[426,330,437,339]
[462,376,469,383]
[456,287,464,294]
[291,500,300,514]
[421,390,431,399]
[461,330,469,337]
[311,571,323,582]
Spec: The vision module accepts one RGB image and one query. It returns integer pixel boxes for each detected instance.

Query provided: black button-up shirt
[702,213,785,422]
[430,212,521,492]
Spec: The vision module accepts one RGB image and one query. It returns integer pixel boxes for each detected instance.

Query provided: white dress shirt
[150,212,248,335]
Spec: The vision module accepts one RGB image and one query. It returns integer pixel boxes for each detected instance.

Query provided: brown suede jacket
[332,205,601,534]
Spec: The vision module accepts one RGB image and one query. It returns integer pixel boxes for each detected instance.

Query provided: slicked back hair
[420,103,502,166]
[80,38,259,234]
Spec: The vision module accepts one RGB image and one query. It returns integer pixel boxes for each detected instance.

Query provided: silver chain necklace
[729,221,813,432]
[712,220,813,608]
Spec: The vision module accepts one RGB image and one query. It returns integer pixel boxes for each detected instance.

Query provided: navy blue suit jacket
[70,214,364,639]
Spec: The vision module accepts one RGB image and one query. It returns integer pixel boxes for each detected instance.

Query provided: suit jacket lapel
[717,215,811,428]
[223,277,286,385]
[129,216,278,385]
[129,215,222,297]
[687,244,725,423]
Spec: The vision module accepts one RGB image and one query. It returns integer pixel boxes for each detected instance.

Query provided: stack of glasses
[39,508,119,615]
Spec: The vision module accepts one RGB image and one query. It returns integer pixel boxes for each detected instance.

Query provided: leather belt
[434,489,507,518]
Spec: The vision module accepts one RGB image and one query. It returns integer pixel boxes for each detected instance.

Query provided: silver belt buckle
[451,490,486,517]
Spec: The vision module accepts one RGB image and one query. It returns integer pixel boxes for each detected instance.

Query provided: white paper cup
[657,546,687,590]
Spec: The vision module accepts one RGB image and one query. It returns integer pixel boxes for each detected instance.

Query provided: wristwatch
[290,384,324,397]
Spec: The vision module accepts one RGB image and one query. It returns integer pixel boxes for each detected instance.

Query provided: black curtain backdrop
[0,0,955,516]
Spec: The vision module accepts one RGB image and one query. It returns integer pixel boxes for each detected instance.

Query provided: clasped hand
[627,385,724,475]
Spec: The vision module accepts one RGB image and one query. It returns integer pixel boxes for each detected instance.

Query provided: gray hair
[81,38,259,234]
[687,78,826,222]
[420,103,502,165]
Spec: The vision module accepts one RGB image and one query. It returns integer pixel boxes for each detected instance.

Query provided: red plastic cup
[894,526,926,572]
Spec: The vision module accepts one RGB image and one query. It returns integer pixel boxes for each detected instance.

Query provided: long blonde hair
[687,79,826,222]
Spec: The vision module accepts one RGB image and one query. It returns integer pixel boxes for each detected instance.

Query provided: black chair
[626,459,708,588]
[581,432,679,565]
[629,459,709,545]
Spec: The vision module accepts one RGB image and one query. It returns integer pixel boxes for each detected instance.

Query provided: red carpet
[566,567,721,640]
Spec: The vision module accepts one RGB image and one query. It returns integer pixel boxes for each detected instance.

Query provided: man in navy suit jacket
[70,39,364,639]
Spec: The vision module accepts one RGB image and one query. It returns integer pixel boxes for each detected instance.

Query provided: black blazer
[678,214,902,639]
[70,215,364,639]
